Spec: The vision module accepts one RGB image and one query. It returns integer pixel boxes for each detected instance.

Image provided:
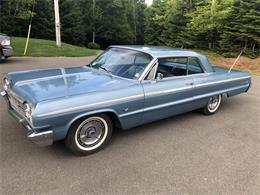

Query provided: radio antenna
[228,49,244,73]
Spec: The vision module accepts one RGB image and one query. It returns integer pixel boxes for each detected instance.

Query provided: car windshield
[89,48,152,80]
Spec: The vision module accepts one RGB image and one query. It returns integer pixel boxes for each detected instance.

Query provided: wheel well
[69,111,122,131]
[105,112,122,129]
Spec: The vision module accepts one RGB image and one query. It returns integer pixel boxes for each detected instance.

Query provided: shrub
[88,42,100,49]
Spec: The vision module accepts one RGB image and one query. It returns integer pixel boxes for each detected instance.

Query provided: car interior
[155,57,203,79]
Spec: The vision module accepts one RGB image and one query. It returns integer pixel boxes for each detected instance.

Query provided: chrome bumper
[1,91,53,146]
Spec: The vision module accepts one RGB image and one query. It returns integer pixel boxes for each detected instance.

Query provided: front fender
[33,108,122,142]
[65,108,122,131]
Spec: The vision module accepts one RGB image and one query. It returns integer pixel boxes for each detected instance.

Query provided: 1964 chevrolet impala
[1,46,251,155]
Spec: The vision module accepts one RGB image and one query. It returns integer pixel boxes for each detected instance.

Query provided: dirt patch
[208,55,260,75]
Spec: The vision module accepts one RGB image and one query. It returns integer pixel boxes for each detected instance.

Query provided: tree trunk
[92,32,95,43]
[252,42,255,52]
[189,0,192,9]
[244,40,247,49]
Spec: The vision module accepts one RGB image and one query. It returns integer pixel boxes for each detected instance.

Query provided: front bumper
[1,45,13,57]
[1,91,53,146]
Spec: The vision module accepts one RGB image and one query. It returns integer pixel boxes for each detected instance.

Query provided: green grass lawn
[12,37,101,57]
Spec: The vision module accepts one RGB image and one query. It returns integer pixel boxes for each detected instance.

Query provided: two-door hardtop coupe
[1,46,251,155]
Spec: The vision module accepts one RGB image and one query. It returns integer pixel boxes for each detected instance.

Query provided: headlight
[3,78,11,91]
[1,39,10,46]
[24,103,33,122]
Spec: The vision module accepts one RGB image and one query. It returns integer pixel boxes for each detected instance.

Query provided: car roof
[110,45,204,58]
[109,45,214,73]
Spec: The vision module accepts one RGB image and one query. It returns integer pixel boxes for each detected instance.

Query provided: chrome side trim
[142,76,250,98]
[119,84,250,118]
[143,76,251,98]
[144,85,192,97]
[36,94,144,118]
[36,76,250,118]
[195,76,251,88]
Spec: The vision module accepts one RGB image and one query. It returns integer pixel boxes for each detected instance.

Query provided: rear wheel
[202,94,222,115]
[65,114,112,155]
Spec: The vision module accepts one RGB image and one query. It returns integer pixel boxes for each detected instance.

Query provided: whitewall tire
[202,94,222,115]
[65,114,112,155]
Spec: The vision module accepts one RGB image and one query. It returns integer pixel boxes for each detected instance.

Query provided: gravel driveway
[0,57,259,194]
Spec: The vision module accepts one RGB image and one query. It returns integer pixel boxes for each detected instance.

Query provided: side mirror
[156,72,163,81]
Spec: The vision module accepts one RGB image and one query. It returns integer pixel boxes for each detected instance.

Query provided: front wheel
[202,94,222,115]
[65,114,112,155]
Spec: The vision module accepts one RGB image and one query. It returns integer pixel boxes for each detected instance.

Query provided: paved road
[0,57,259,194]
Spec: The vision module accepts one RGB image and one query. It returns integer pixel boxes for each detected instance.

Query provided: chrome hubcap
[208,95,220,111]
[77,118,105,147]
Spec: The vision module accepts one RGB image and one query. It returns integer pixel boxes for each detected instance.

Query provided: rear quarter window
[188,57,203,74]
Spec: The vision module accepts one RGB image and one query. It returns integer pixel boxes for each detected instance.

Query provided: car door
[141,57,196,124]
[187,57,223,106]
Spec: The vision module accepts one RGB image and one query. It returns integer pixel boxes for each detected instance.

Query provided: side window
[157,57,188,78]
[188,57,203,74]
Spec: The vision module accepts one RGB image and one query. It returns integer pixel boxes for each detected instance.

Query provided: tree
[59,0,85,45]
[0,0,35,36]
[161,0,194,48]
[219,0,260,57]
[31,0,55,40]
[186,0,234,49]
[144,0,166,45]
[93,0,134,46]
[0,0,258,57]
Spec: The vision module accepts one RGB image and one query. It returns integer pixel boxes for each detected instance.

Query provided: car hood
[7,66,136,106]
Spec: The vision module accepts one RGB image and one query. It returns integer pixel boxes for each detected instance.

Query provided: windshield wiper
[99,66,112,74]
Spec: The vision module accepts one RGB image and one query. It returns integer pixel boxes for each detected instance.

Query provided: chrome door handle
[186,82,194,86]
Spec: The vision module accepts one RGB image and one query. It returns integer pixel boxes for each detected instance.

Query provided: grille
[8,93,26,117]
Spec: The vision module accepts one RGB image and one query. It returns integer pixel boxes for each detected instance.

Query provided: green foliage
[59,0,86,45]
[219,0,260,57]
[88,42,100,49]
[31,0,55,40]
[1,0,259,57]
[144,0,166,45]
[0,0,35,36]
[144,0,259,57]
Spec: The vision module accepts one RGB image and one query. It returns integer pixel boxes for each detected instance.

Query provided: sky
[145,0,153,6]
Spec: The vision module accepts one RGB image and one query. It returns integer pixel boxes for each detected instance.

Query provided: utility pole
[92,0,95,43]
[54,0,61,47]
[133,0,136,44]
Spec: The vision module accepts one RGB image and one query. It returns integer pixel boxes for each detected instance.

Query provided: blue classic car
[1,46,251,155]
